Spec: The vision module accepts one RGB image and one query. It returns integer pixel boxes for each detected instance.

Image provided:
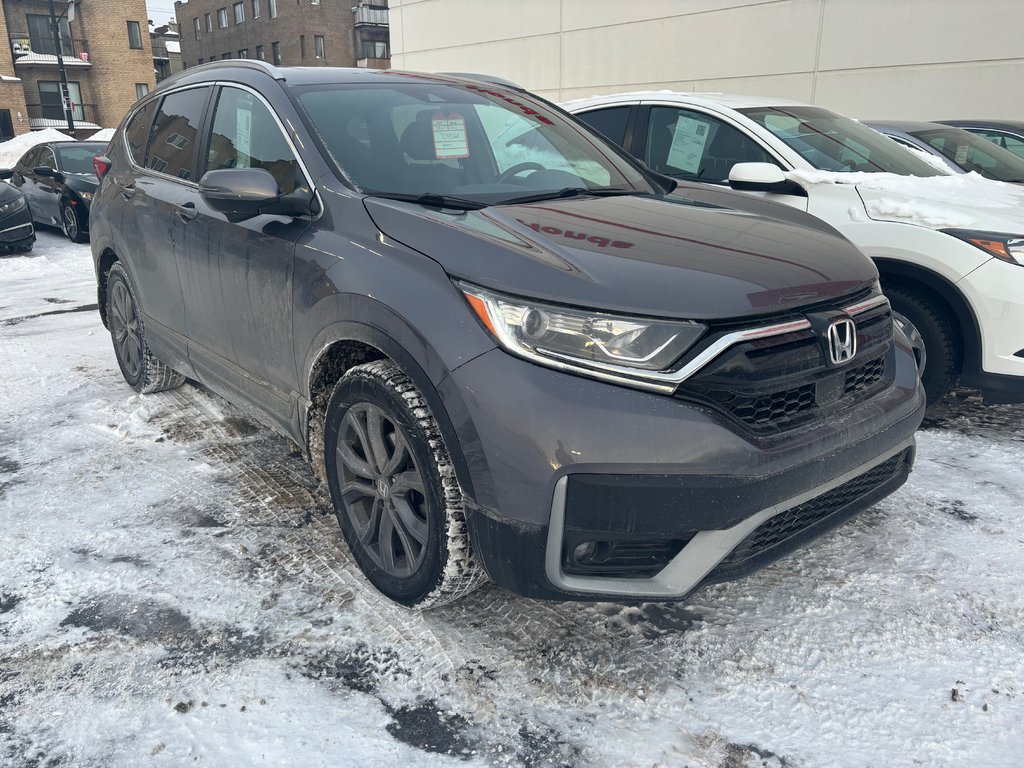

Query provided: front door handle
[120,183,136,200]
[176,201,198,222]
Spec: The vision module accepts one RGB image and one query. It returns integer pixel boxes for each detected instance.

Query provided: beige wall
[389,0,1024,120]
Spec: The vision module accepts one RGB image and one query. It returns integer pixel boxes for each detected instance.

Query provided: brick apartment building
[0,0,156,139]
[173,0,390,71]
[151,20,183,83]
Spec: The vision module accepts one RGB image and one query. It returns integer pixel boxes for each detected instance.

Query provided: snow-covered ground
[2,231,1023,767]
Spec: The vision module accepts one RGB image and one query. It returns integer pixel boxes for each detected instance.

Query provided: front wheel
[885,284,960,403]
[61,199,88,243]
[324,360,485,608]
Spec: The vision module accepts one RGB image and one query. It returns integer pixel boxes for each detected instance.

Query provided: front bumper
[0,207,35,250]
[443,331,925,601]
[958,257,1024,402]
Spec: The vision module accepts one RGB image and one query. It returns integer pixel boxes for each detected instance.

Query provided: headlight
[0,195,26,216]
[459,282,706,386]
[942,229,1024,266]
[78,191,94,201]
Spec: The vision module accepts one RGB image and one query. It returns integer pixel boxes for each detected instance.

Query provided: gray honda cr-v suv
[89,62,925,607]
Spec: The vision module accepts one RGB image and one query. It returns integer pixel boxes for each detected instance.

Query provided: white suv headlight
[942,229,1024,267]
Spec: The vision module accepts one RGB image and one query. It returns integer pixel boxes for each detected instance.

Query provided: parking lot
[1,231,1023,767]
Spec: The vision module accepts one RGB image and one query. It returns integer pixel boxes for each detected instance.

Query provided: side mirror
[199,168,312,219]
[33,165,55,177]
[728,162,806,196]
[0,168,12,181]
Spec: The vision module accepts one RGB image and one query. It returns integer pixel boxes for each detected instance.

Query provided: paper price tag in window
[432,113,469,159]
[666,117,710,175]
[954,144,970,165]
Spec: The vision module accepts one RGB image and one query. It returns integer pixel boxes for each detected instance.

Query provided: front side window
[914,128,1024,183]
[36,147,57,170]
[741,105,943,176]
[233,2,245,23]
[217,8,228,28]
[125,100,157,165]
[645,106,777,182]
[146,87,210,180]
[127,21,143,50]
[294,82,656,201]
[205,87,300,194]
[969,129,1024,159]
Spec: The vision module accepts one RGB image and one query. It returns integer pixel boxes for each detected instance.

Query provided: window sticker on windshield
[432,112,469,159]
[666,117,710,174]
[954,144,970,165]
[235,106,252,168]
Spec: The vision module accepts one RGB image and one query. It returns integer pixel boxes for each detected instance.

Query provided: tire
[105,261,186,394]
[61,199,88,244]
[885,284,960,403]
[324,360,486,608]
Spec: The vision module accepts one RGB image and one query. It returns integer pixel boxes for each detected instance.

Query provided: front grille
[712,449,910,572]
[674,297,894,433]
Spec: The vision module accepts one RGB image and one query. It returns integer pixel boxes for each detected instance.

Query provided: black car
[939,120,1024,160]
[0,181,34,253]
[89,62,925,608]
[4,141,106,243]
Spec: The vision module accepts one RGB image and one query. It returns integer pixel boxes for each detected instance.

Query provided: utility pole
[47,0,75,133]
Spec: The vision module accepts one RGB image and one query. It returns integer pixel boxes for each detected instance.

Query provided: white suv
[564,92,1024,403]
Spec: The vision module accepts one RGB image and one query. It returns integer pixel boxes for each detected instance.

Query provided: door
[119,86,212,348]
[32,146,62,224]
[179,84,309,427]
[11,147,42,220]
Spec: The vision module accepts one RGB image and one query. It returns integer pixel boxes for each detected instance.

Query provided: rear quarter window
[124,100,158,166]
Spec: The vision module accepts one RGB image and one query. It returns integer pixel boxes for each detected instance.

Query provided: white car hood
[787,169,1024,233]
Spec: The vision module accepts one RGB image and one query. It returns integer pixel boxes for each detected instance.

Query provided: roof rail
[157,59,286,89]
[440,72,524,90]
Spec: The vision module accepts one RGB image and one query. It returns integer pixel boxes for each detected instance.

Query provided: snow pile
[0,128,73,167]
[87,128,116,143]
[861,197,977,229]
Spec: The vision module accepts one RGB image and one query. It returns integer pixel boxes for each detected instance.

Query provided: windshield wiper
[499,187,639,205]
[367,192,488,211]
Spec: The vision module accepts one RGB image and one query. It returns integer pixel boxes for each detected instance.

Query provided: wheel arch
[302,322,480,502]
[95,247,120,329]
[874,257,982,376]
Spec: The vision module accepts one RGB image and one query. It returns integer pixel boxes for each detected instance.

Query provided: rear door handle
[120,183,135,200]
[176,201,198,222]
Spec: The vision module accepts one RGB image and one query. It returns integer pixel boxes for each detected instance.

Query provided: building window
[271,41,281,65]
[205,13,213,32]
[252,0,261,18]
[233,2,245,23]
[255,45,264,60]
[39,81,84,121]
[314,34,324,59]
[269,0,278,19]
[127,21,143,50]
[357,31,389,60]
[299,35,305,59]
[193,17,202,40]
[27,14,72,56]
[217,8,228,28]
[198,57,204,64]
[136,83,149,100]
[311,0,319,4]
[239,48,248,58]
[1,110,14,142]
[222,52,232,59]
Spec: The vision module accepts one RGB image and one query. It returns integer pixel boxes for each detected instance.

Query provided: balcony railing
[152,44,170,60]
[353,5,389,26]
[25,102,101,130]
[10,33,91,65]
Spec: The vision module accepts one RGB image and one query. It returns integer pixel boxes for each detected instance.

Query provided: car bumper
[0,217,34,250]
[957,258,1024,402]
[442,333,925,601]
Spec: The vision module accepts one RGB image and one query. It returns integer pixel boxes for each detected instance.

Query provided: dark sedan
[4,141,107,243]
[0,181,34,253]
[939,120,1024,160]
[867,120,1024,183]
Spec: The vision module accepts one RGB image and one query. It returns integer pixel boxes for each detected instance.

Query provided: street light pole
[47,0,75,133]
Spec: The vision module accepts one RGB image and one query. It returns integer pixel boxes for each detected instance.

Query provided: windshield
[740,106,944,177]
[56,144,105,175]
[292,80,656,203]
[913,128,1024,183]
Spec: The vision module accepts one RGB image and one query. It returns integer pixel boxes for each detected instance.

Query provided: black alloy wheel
[61,199,87,243]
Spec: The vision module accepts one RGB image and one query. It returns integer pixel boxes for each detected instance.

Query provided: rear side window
[124,100,157,165]
[204,86,300,193]
[146,87,211,180]
[575,107,631,147]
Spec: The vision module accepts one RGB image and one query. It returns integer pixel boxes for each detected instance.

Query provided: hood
[0,182,23,204]
[364,194,876,321]
[788,169,1024,233]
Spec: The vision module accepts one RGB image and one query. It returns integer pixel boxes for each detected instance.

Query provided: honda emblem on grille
[827,318,857,365]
